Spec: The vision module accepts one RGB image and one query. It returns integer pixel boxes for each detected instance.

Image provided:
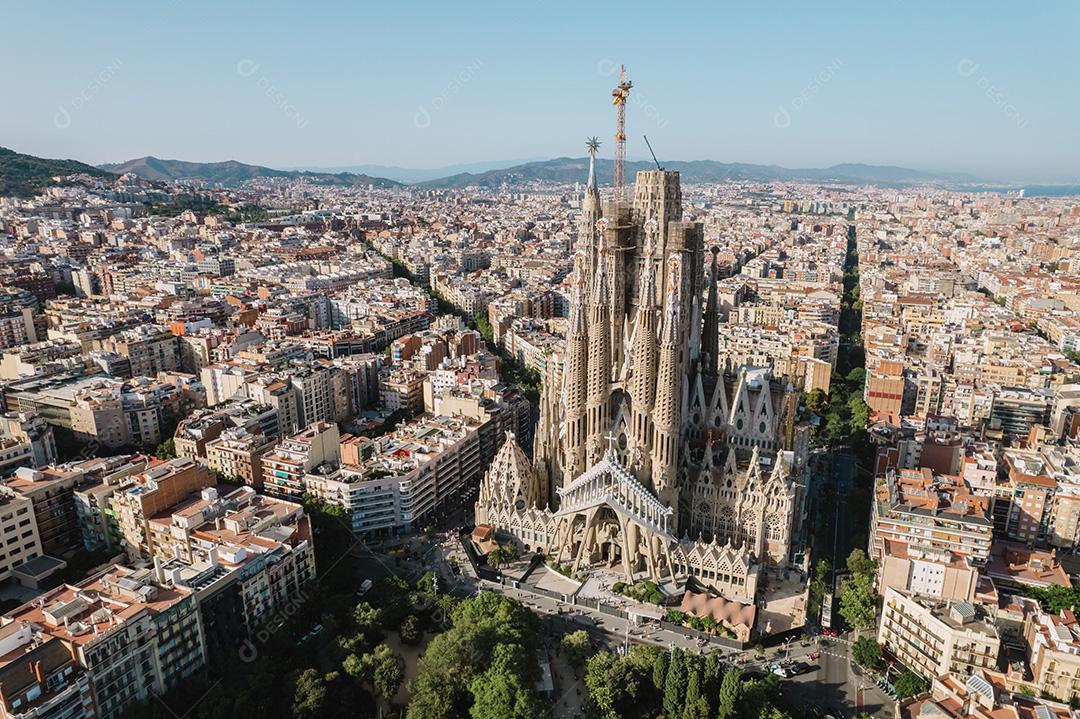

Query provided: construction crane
[611,65,632,202]
[643,135,664,171]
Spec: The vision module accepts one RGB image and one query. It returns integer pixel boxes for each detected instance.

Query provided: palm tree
[487,545,507,569]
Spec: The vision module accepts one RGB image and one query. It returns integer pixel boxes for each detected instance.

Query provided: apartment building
[0,307,37,351]
[0,340,83,381]
[901,671,1072,719]
[73,475,315,667]
[0,413,56,468]
[0,622,95,719]
[244,377,301,436]
[91,324,180,378]
[879,586,1001,681]
[261,421,340,499]
[872,468,994,597]
[1049,481,1080,550]
[305,415,483,536]
[2,565,207,719]
[0,438,34,479]
[379,368,425,413]
[992,451,1057,546]
[69,377,183,449]
[70,454,149,552]
[199,363,251,406]
[0,488,43,582]
[152,485,315,651]
[139,482,312,570]
[985,543,1070,593]
[1025,606,1080,702]
[865,359,909,416]
[174,401,282,466]
[173,410,226,461]
[332,353,382,418]
[110,458,215,559]
[5,465,83,553]
[290,364,336,427]
[204,427,274,488]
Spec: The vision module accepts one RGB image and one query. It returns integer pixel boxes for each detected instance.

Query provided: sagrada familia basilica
[474,150,811,606]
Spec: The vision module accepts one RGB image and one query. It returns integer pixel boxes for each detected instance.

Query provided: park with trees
[578,643,796,719]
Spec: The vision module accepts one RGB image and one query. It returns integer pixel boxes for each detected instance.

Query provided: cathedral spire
[703,245,720,377]
[533,359,562,505]
[581,138,603,286]
[562,253,590,483]
[659,255,682,347]
[586,223,612,465]
[591,221,609,305]
[652,253,684,525]
[629,218,660,467]
[586,136,600,191]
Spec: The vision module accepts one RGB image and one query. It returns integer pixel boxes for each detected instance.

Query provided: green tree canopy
[804,388,828,414]
[292,669,327,719]
[715,668,743,719]
[584,651,648,719]
[839,571,878,631]
[852,636,882,670]
[154,438,176,460]
[1024,584,1080,613]
[468,643,543,719]
[845,367,867,387]
[399,614,423,646]
[405,593,542,719]
[662,647,688,718]
[894,670,930,699]
[561,630,592,674]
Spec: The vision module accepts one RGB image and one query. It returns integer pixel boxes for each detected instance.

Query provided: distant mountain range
[97,154,977,190]
[416,157,979,188]
[98,156,402,188]
[286,159,543,184]
[0,146,115,197]
[0,147,1031,199]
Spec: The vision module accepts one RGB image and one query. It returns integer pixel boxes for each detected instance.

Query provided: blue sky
[3,0,1077,182]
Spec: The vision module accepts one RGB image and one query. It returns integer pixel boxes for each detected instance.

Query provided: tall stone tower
[474,93,804,589]
[702,247,721,377]
[651,254,684,523]
[585,230,612,465]
[561,254,589,483]
[580,149,603,297]
[631,170,683,310]
[628,221,659,475]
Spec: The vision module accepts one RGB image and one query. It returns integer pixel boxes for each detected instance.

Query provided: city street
[783,635,893,718]
[350,534,895,717]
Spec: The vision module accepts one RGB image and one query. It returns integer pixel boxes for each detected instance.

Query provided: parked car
[768,663,794,678]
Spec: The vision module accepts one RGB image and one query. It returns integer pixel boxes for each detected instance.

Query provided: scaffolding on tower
[611,65,632,202]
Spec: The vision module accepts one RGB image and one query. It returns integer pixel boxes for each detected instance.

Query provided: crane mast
[611,65,632,202]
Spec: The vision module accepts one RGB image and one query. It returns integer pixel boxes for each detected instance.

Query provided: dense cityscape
[2,5,1079,719]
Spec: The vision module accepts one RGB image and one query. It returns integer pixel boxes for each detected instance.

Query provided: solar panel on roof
[965,673,993,701]
[1035,705,1054,719]
[954,601,977,619]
